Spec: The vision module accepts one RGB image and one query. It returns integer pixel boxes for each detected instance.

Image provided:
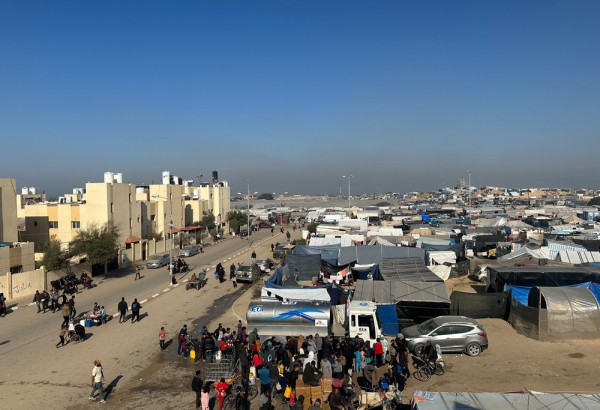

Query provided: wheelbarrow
[186,271,206,290]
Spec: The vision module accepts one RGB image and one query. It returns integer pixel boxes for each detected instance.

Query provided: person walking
[135,266,141,281]
[56,325,67,348]
[201,385,210,410]
[232,275,237,289]
[159,327,167,350]
[118,297,128,323]
[68,295,76,319]
[251,251,256,263]
[89,360,106,403]
[192,370,203,409]
[61,302,70,327]
[33,290,42,313]
[50,289,59,312]
[130,299,141,323]
[216,377,229,409]
[178,324,188,356]
[286,231,291,242]
[230,263,236,280]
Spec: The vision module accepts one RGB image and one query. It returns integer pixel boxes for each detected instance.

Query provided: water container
[216,350,222,360]
[80,320,86,326]
[104,172,114,183]
[249,366,256,385]
[85,319,93,327]
[29,187,37,195]
[162,171,170,185]
[21,187,29,195]
[114,173,123,183]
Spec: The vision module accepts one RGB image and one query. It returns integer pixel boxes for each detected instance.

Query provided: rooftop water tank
[114,173,123,183]
[212,171,218,182]
[29,187,37,195]
[136,187,146,194]
[104,172,114,183]
[21,187,29,195]
[162,171,171,185]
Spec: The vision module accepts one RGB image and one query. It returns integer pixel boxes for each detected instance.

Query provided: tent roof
[379,257,444,282]
[354,280,450,304]
[338,246,425,265]
[414,392,600,410]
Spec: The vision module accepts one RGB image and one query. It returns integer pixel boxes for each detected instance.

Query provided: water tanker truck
[246,300,383,346]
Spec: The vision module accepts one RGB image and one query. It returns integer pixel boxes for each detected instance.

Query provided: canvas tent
[338,246,425,265]
[413,392,600,410]
[487,266,600,293]
[426,251,457,265]
[509,286,600,341]
[449,291,510,319]
[286,254,322,281]
[379,257,444,283]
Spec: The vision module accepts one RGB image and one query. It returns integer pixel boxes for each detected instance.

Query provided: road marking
[140,299,148,304]
[152,294,160,298]
[163,289,170,292]
[173,284,179,287]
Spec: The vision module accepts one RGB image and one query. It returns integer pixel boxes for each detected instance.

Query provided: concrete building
[0,178,18,243]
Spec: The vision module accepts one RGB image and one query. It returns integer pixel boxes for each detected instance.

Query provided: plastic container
[85,319,92,327]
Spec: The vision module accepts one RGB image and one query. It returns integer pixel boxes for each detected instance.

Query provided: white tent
[427,251,456,265]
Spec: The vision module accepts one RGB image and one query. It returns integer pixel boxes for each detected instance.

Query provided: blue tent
[508,282,600,305]
[376,305,399,336]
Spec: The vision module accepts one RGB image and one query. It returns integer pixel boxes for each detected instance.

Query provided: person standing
[131,299,141,323]
[68,295,76,319]
[286,231,291,242]
[159,327,167,350]
[374,338,384,368]
[251,251,256,263]
[135,266,141,281]
[118,297,128,323]
[232,275,237,289]
[259,390,271,410]
[56,326,67,348]
[50,289,59,312]
[192,370,203,409]
[61,302,70,327]
[32,290,42,313]
[100,306,107,325]
[230,263,236,280]
[178,324,188,356]
[235,386,249,410]
[201,385,210,410]
[89,360,106,403]
[269,359,280,399]
[215,377,229,409]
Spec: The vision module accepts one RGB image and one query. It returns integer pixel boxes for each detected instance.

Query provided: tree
[146,231,163,242]
[589,197,600,206]
[70,223,119,274]
[258,193,274,200]
[40,236,69,271]
[294,238,307,245]
[307,222,320,234]
[227,209,249,234]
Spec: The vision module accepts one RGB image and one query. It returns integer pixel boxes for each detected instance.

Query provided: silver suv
[236,263,261,283]
[401,316,488,357]
[146,254,169,269]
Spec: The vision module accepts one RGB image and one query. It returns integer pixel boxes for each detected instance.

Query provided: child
[180,338,188,357]
[232,275,237,288]
[354,347,362,372]
[201,385,210,410]
[216,377,229,409]
[289,389,296,410]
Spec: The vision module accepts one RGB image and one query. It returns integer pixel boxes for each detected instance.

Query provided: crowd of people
[185,324,417,410]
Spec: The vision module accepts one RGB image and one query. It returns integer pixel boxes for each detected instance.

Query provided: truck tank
[247,301,332,337]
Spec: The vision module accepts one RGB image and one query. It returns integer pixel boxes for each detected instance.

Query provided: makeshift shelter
[350,264,381,281]
[286,254,322,281]
[487,266,600,293]
[449,291,510,319]
[557,250,600,264]
[291,245,340,264]
[426,251,456,266]
[338,246,425,265]
[428,265,453,281]
[379,257,444,283]
[413,392,600,410]
[507,282,600,306]
[509,286,600,341]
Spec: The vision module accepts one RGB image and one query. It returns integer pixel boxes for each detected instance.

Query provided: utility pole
[343,175,353,215]
[467,170,471,209]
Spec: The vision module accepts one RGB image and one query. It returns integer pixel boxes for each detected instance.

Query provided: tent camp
[449,291,510,319]
[487,266,600,293]
[286,254,322,280]
[379,257,444,282]
[338,246,425,265]
[509,286,600,341]
[413,392,600,410]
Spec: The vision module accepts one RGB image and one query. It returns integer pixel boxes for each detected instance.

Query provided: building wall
[21,216,50,247]
[198,185,230,232]
[1,267,47,301]
[0,178,18,243]
[23,203,80,248]
[149,184,186,237]
[0,242,35,275]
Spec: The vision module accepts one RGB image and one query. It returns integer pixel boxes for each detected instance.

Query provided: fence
[1,267,47,301]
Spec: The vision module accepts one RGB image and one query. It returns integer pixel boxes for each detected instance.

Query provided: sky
[1,1,600,197]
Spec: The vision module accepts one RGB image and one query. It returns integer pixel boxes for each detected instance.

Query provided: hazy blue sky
[1,1,599,197]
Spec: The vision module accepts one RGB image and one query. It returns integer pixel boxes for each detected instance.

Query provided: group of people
[50,271,93,294]
[174,322,246,362]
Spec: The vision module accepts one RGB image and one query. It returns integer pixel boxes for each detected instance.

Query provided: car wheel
[466,343,481,357]
[413,343,424,356]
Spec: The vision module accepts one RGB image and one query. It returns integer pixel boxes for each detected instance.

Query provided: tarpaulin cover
[321,260,354,274]
[413,392,600,410]
[292,245,340,263]
[327,286,343,305]
[351,264,381,280]
[376,305,399,336]
[338,246,425,265]
[428,265,452,281]
[572,239,600,252]
[379,257,444,283]
[266,265,288,286]
[539,287,600,336]
[474,234,506,247]
[420,243,462,253]
[507,282,600,306]
[487,266,600,293]
[286,254,322,280]
[449,291,510,319]
[260,287,331,302]
[354,280,450,304]
[427,251,457,265]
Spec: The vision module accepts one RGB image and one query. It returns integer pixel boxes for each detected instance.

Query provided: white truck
[246,300,383,346]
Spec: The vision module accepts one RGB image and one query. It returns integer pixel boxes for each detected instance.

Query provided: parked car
[178,245,200,257]
[146,254,170,269]
[401,315,488,357]
[469,265,488,282]
[255,258,274,273]
[273,244,293,259]
[236,263,261,283]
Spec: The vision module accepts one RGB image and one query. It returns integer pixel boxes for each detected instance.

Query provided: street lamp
[152,193,187,284]
[237,185,258,245]
[343,175,353,214]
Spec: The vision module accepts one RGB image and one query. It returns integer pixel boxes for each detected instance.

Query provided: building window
[151,215,155,221]
[72,221,80,229]
[130,218,132,228]
[129,193,132,203]
[33,221,37,227]
[49,221,58,229]
[10,266,23,274]
[111,203,114,213]
[137,216,140,223]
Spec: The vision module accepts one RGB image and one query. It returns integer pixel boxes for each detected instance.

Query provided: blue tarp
[266,266,285,286]
[421,214,430,222]
[376,305,399,336]
[327,287,343,305]
[508,282,600,305]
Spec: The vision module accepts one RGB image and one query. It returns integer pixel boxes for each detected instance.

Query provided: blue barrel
[85,319,92,327]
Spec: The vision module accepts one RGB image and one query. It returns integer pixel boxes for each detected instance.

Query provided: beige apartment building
[0,178,18,243]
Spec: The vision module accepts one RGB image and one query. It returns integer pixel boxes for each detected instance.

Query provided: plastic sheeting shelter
[286,254,322,280]
[338,246,425,265]
[379,258,444,283]
[508,286,600,341]
[487,266,600,293]
[291,245,340,264]
[413,392,600,410]
[449,291,510,319]
[508,282,600,306]
[351,264,381,280]
[376,305,399,336]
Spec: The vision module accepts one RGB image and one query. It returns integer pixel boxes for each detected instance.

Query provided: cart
[186,271,206,290]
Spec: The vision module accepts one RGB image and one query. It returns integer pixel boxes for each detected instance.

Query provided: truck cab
[347,301,383,346]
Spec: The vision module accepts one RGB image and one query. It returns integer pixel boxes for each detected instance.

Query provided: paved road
[0,229,281,357]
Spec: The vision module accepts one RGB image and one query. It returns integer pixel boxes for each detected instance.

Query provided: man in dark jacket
[230,263,237,280]
[323,335,334,359]
[235,387,249,410]
[288,363,300,390]
[130,299,141,323]
[248,328,258,346]
[302,361,322,386]
[118,297,128,323]
[239,341,250,378]
[191,370,203,409]
[268,360,280,399]
[203,333,216,363]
